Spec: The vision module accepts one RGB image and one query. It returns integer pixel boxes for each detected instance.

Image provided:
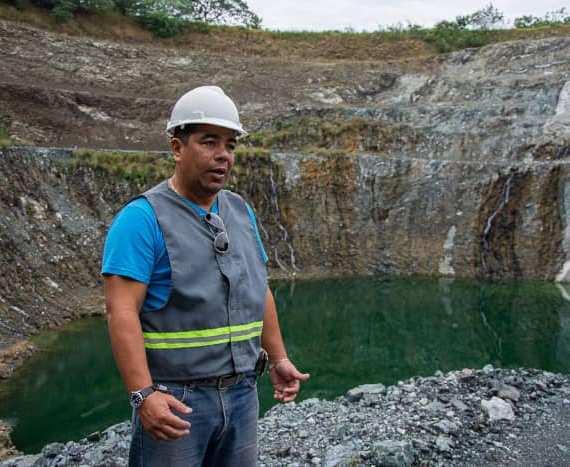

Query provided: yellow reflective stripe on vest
[143,321,263,340]
[143,321,263,350]
[144,330,262,349]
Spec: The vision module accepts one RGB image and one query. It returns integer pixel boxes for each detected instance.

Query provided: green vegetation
[0,115,12,149]
[4,0,260,37]
[1,0,569,52]
[71,149,174,183]
[244,117,362,149]
[515,8,570,29]
[372,4,570,53]
[244,117,395,153]
[69,147,274,185]
[234,146,271,159]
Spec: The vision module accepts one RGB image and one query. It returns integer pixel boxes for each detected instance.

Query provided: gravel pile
[259,366,570,466]
[2,366,569,466]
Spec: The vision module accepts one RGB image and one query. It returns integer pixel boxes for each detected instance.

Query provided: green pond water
[1,276,570,454]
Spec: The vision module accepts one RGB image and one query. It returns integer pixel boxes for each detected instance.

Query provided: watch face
[130,392,144,408]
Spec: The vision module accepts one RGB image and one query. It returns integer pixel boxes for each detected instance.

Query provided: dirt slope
[0,17,439,148]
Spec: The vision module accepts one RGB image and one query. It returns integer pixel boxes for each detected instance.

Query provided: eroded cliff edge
[2,141,570,363]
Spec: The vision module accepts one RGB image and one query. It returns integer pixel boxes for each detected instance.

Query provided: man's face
[172,124,237,198]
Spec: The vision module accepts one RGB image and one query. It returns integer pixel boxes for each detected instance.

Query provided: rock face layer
[1,24,569,283]
[266,153,568,281]
[1,144,570,350]
[1,20,568,154]
[1,23,570,352]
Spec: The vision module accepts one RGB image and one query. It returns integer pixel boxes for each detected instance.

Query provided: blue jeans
[129,374,259,467]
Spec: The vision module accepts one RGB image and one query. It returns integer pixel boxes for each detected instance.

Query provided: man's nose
[215,145,233,160]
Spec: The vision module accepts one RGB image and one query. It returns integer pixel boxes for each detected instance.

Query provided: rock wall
[2,144,570,352]
[255,153,570,281]
[0,148,110,365]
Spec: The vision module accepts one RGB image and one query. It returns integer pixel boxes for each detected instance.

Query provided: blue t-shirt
[101,194,268,312]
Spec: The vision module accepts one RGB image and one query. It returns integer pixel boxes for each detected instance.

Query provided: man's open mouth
[210,168,227,176]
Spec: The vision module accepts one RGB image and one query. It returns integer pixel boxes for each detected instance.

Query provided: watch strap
[138,386,155,398]
[129,385,155,408]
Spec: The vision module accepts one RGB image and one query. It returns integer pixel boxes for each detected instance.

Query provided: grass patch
[70,147,272,183]
[244,117,366,149]
[71,149,173,184]
[417,24,570,53]
[243,117,407,153]
[0,3,156,42]
[234,146,271,159]
[0,115,12,149]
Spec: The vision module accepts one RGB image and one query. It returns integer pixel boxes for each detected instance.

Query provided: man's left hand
[269,360,310,403]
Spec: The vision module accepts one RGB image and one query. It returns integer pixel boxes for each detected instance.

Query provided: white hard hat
[166,86,247,136]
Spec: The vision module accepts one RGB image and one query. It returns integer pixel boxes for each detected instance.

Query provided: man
[102,86,309,466]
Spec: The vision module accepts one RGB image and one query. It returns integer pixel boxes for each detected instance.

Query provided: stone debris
[435,435,454,453]
[481,396,516,423]
[1,367,569,466]
[372,440,416,466]
[322,442,360,467]
[492,383,521,402]
[345,383,386,402]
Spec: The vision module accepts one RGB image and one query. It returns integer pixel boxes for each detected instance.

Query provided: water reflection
[0,319,128,454]
[270,277,568,401]
[0,276,568,453]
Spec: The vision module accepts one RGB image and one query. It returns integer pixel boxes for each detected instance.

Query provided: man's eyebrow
[199,133,222,140]
[199,133,237,143]
[200,133,237,143]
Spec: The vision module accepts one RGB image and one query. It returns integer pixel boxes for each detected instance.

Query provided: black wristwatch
[129,386,155,409]
[129,384,170,409]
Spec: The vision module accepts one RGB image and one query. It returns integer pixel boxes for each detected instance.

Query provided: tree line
[3,0,261,36]
[2,1,570,40]
[377,4,570,53]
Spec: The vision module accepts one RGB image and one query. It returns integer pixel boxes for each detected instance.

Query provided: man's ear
[170,138,183,162]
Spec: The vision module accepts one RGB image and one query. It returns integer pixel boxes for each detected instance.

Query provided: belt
[187,373,250,388]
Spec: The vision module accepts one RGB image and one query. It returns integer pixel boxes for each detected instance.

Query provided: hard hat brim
[166,117,247,136]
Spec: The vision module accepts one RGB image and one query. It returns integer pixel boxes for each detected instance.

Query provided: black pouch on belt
[255,348,269,376]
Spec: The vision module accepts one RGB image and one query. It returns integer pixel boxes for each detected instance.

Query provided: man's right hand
[138,391,192,440]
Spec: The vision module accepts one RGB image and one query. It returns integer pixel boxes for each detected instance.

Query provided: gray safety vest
[134,180,267,381]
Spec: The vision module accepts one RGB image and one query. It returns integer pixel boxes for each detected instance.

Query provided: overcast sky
[247,1,569,31]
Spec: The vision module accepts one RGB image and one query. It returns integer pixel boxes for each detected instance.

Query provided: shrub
[424,21,490,53]
[22,0,260,34]
[514,8,570,29]
[137,9,184,37]
[71,149,174,183]
[185,20,210,33]
[455,3,504,30]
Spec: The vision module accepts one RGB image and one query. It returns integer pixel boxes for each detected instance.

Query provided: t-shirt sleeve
[245,203,269,265]
[101,199,157,284]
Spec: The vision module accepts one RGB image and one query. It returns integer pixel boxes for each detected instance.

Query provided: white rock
[435,435,454,452]
[481,397,515,422]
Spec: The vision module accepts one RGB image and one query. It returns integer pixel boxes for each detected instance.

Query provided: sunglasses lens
[205,213,229,254]
[214,232,229,253]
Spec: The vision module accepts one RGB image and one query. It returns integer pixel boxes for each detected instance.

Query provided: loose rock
[482,397,516,423]
[2,368,569,467]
